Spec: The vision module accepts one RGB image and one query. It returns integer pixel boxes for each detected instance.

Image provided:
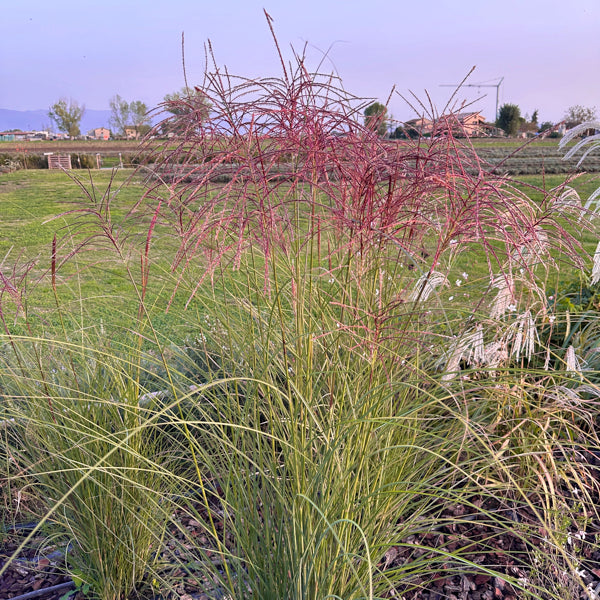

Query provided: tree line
[46,92,597,140]
[495,103,597,136]
[46,87,209,138]
[361,102,597,139]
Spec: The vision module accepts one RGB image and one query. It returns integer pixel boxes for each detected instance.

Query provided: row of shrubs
[0,152,150,172]
[2,148,600,176]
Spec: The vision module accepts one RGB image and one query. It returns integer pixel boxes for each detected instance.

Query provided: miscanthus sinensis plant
[2,20,600,600]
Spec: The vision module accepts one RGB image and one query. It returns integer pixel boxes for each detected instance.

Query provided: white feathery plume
[483,340,508,375]
[552,186,581,213]
[591,241,600,285]
[560,121,600,166]
[565,345,583,376]
[508,310,538,361]
[489,275,515,319]
[576,384,600,399]
[560,120,600,219]
[551,185,587,222]
[408,271,448,302]
[442,350,462,381]
[467,324,486,366]
[512,226,548,267]
[544,385,582,408]
[584,186,600,213]
[441,324,485,381]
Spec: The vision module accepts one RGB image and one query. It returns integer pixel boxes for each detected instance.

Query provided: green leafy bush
[70,153,95,169]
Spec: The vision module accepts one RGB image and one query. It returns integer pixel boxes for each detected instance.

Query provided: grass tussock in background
[2,19,600,600]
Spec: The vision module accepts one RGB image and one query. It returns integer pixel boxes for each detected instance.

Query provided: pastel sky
[1,0,598,124]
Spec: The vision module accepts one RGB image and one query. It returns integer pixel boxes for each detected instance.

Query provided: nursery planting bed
[3,456,600,600]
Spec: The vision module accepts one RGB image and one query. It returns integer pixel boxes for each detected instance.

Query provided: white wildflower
[455,278,462,287]
[566,345,583,375]
[408,271,448,302]
[449,296,454,301]
[462,272,468,279]
[591,240,600,285]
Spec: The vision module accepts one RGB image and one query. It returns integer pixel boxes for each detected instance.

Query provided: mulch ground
[3,459,600,600]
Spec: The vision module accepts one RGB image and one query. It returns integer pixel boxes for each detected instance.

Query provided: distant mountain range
[0,108,161,133]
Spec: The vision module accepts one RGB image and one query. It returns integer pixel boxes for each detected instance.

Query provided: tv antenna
[440,77,504,120]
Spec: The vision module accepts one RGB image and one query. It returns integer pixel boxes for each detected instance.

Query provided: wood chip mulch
[3,459,600,600]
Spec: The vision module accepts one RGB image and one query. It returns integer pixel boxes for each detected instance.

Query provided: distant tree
[129,100,151,136]
[519,113,538,136]
[109,95,130,136]
[161,87,211,136]
[403,122,422,139]
[48,98,85,138]
[364,102,388,137]
[564,105,598,128]
[389,125,406,139]
[496,103,522,136]
[109,96,152,137]
[538,121,554,133]
[531,109,539,125]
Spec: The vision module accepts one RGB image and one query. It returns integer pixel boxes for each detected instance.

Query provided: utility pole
[440,77,504,120]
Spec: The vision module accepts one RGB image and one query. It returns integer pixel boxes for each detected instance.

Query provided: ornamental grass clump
[1,343,178,600]
[132,20,598,597]
[1,17,600,600]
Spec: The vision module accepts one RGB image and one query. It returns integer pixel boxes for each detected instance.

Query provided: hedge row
[0,152,149,173]
[1,147,599,176]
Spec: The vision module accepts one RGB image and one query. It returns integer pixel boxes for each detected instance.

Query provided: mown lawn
[2,168,599,332]
[0,169,203,344]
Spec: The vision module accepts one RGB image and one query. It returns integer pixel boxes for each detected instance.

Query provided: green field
[0,169,202,344]
[2,167,598,307]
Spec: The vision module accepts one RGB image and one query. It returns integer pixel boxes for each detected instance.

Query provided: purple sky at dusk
[1,0,598,125]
